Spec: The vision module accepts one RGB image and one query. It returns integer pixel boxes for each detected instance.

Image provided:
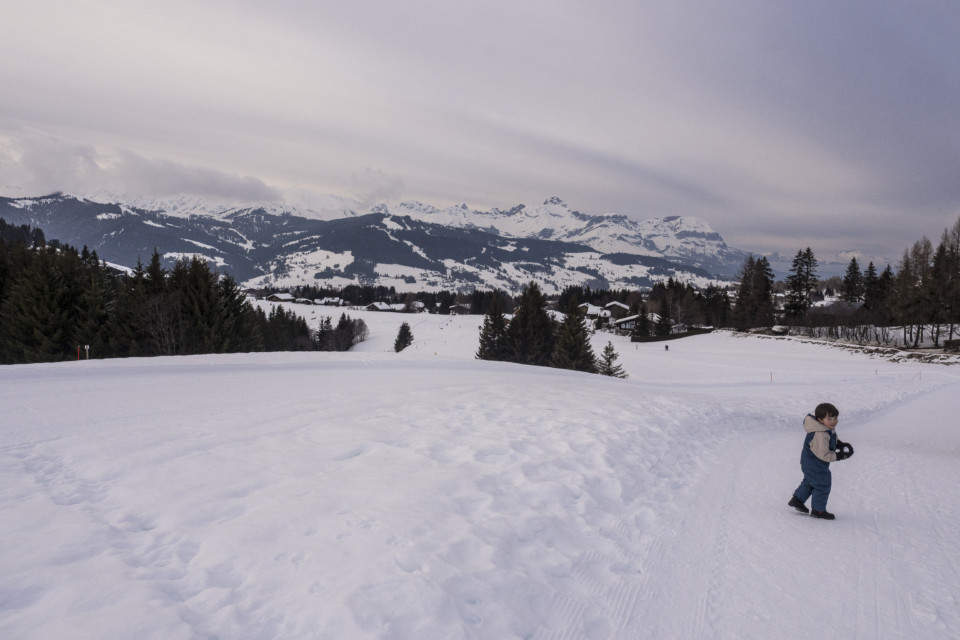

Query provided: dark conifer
[550,298,597,372]
[784,247,818,322]
[217,274,262,352]
[74,256,111,359]
[476,292,508,360]
[333,313,357,351]
[655,302,672,336]
[107,263,149,358]
[0,247,71,363]
[394,321,414,352]
[597,341,627,378]
[841,257,864,302]
[631,302,651,340]
[505,281,555,366]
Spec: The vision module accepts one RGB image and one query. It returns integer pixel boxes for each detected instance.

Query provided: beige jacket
[804,415,837,463]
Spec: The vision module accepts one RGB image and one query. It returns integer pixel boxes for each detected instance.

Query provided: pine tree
[107,263,149,358]
[315,316,334,350]
[73,256,111,359]
[597,341,627,378]
[784,247,818,322]
[144,248,167,297]
[176,256,226,354]
[841,257,864,302]
[751,256,776,326]
[333,313,357,351]
[0,247,72,363]
[394,321,414,352]
[505,281,555,366]
[217,273,262,352]
[550,298,597,372]
[929,238,952,344]
[701,284,731,328]
[655,301,672,336]
[631,302,651,340]
[877,264,895,323]
[862,262,880,310]
[476,293,508,360]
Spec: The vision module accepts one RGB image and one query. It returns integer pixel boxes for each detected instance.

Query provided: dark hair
[815,403,839,420]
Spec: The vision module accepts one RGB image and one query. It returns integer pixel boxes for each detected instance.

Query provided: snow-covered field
[2,307,959,639]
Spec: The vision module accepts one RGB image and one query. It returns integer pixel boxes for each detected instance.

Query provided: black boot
[811,509,835,520]
[788,495,809,514]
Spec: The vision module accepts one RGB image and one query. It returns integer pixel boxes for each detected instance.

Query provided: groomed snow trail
[624,381,960,640]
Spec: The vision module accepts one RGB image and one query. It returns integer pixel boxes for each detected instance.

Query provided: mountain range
[0,193,753,294]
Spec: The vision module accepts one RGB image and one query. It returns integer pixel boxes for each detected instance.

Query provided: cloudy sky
[1,0,959,262]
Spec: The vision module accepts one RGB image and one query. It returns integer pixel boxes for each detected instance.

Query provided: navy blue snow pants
[793,432,834,512]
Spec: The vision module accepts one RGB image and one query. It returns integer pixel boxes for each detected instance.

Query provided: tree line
[272,283,505,316]
[477,282,626,377]
[0,220,366,364]
[732,215,960,347]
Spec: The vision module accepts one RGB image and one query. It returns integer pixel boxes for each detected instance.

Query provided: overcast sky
[2,0,959,262]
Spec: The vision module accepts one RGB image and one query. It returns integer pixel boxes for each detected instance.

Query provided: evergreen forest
[0,220,365,364]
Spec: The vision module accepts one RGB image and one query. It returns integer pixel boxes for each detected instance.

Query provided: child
[788,402,853,520]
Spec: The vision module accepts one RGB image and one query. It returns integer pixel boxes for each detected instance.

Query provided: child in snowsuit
[788,402,853,520]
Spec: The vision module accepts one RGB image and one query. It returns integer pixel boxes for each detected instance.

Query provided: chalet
[265,293,295,303]
[605,301,631,319]
[614,314,640,332]
[614,312,662,334]
[449,303,473,315]
[365,302,407,312]
[578,303,610,321]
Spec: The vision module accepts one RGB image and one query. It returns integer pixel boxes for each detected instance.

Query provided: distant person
[664,344,669,351]
[788,402,853,520]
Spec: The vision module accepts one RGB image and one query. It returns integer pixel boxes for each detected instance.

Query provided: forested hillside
[0,219,359,363]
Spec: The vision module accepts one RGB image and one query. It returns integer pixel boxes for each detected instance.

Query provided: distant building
[614,312,661,334]
[578,303,610,321]
[605,301,631,319]
[365,302,407,312]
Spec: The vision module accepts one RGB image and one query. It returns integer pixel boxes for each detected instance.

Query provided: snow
[2,313,959,639]
[382,216,407,232]
[243,250,355,289]
[181,238,220,252]
[162,252,227,268]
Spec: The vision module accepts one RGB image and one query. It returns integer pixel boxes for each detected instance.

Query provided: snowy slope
[387,197,735,264]
[74,191,362,222]
[1,314,959,639]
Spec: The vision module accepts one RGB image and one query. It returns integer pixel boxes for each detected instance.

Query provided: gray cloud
[0,129,280,202]
[1,0,959,264]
